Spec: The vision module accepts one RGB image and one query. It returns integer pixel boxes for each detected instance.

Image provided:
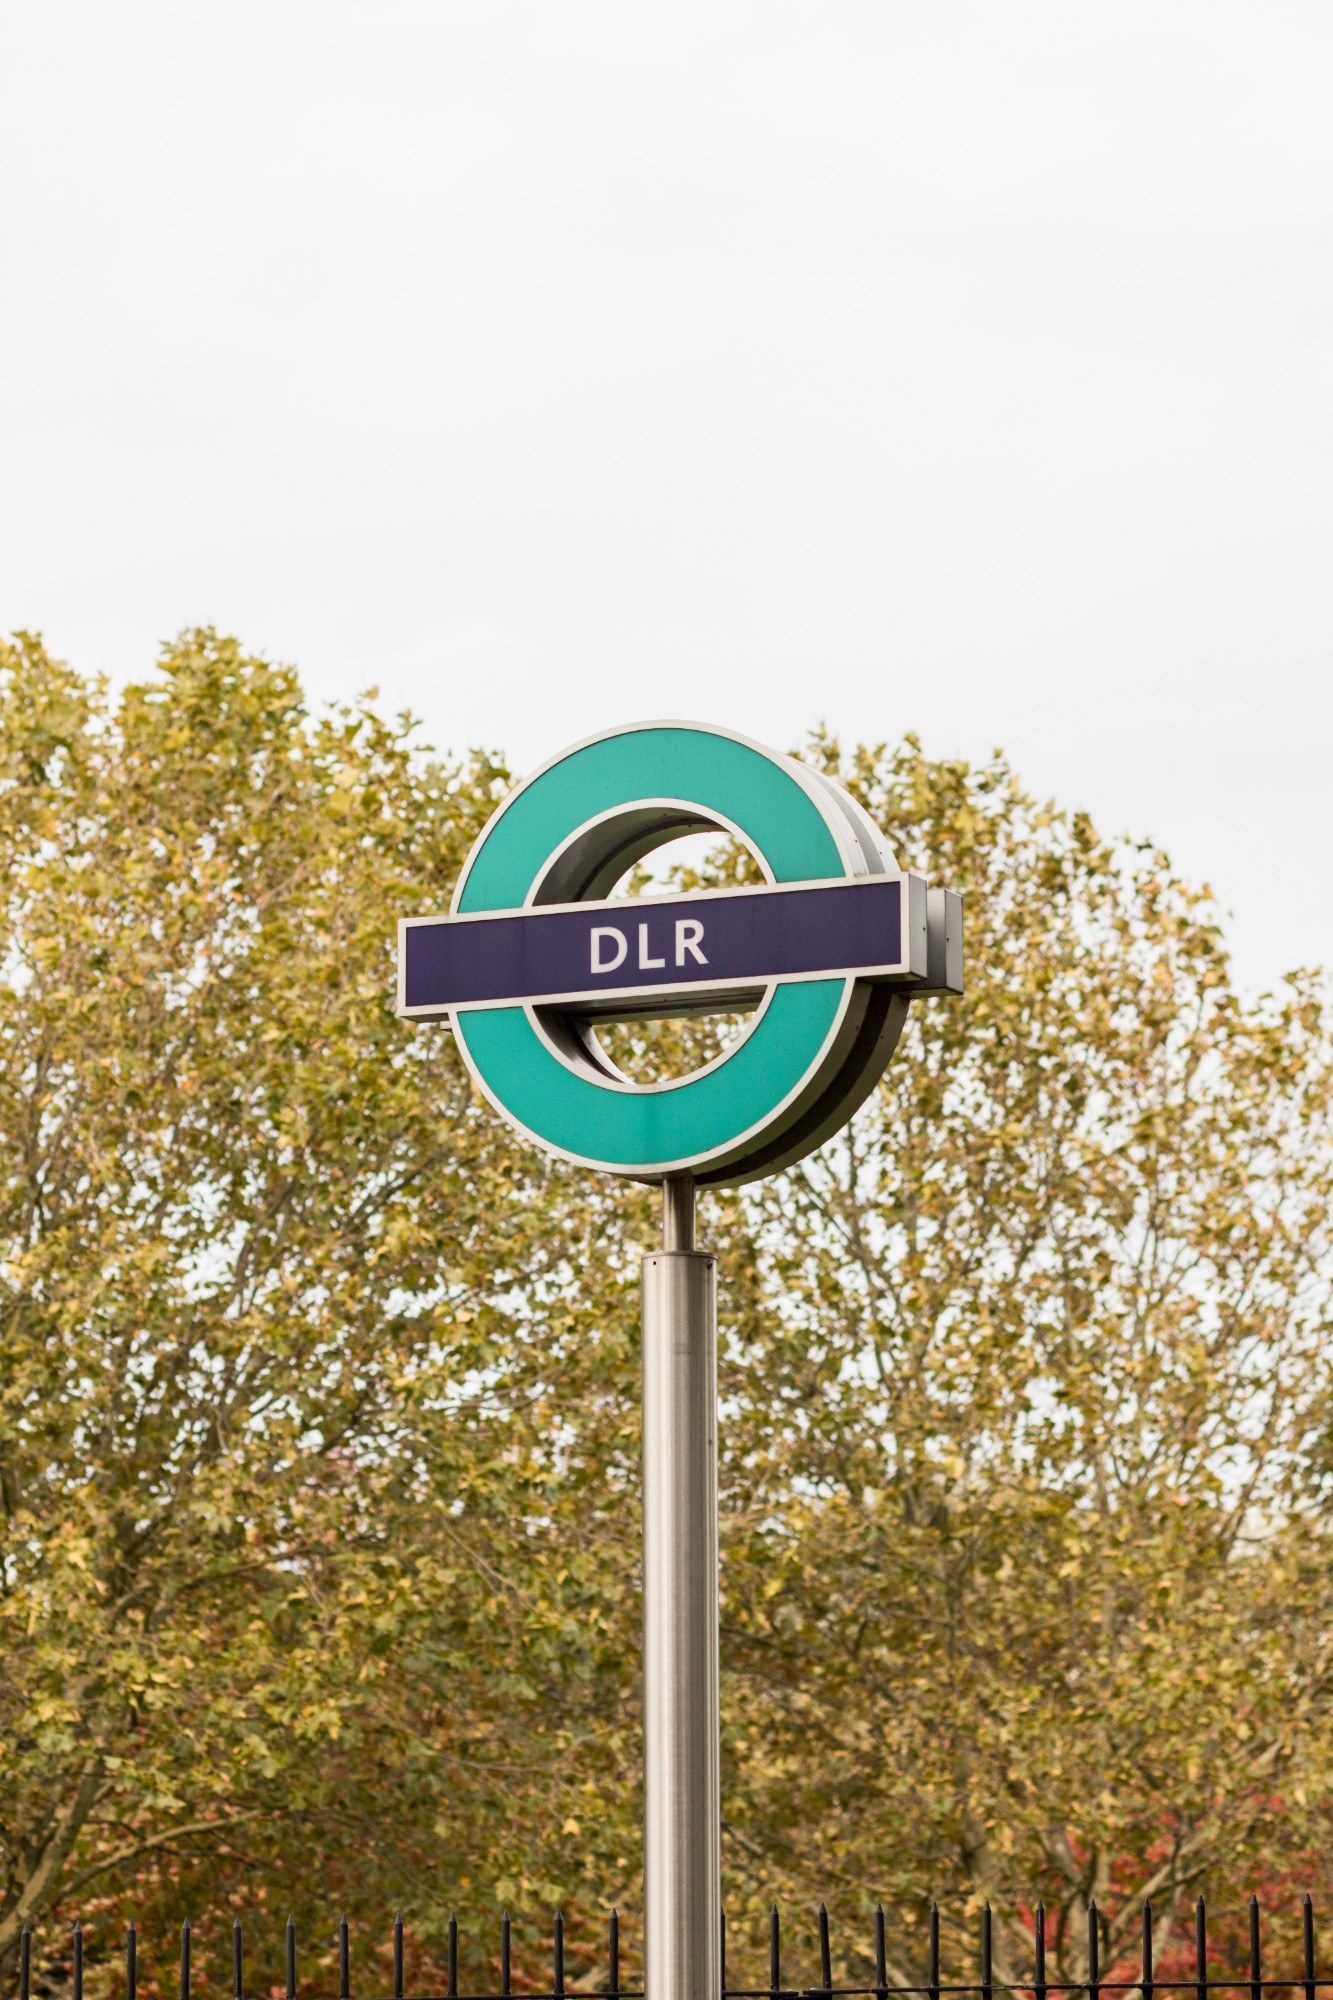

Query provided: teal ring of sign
[439,723,913,1186]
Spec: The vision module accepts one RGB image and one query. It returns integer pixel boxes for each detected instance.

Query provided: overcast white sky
[2,1,1330,988]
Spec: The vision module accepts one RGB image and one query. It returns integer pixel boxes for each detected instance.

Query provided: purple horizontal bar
[402,878,906,1014]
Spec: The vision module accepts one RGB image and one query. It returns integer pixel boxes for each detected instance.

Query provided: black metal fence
[19,1894,1326,2000]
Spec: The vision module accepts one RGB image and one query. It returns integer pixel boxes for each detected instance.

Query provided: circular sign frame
[447,722,911,1187]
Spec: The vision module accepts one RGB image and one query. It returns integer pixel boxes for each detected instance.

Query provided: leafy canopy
[1,633,1331,1994]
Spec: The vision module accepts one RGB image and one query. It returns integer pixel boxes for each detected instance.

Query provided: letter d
[590,925,628,974]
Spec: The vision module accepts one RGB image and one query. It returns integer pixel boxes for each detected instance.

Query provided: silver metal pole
[642,1174,720,2000]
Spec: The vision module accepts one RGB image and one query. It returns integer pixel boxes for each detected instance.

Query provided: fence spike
[721,1908,727,1998]
[500,1909,511,1997]
[74,1920,84,2000]
[1304,1896,1316,2000]
[181,1917,192,2000]
[128,1922,138,2000]
[1035,1901,1046,2000]
[1250,1896,1261,2000]
[982,1901,993,2000]
[819,1903,832,1994]
[20,1925,31,2000]
[770,1905,781,1998]
[1088,1899,1100,2000]
[553,1908,565,1999]
[447,1915,458,2000]
[1143,1900,1154,2000]
[875,1903,888,2000]
[393,1915,403,2000]
[609,1908,620,2000]
[929,1903,941,2000]
[1196,1896,1208,2000]
[286,1915,297,2000]
[339,1916,350,2000]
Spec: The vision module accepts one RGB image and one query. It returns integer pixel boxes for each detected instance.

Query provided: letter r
[675,918,707,966]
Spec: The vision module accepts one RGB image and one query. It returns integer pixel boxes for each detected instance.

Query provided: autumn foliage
[1,633,1331,1996]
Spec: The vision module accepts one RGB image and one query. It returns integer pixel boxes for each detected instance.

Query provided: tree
[0,632,651,1992]
[2,635,1331,1998]
[709,739,1333,1989]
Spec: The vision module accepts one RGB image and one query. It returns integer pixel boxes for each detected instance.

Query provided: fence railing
[18,1893,1326,2000]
